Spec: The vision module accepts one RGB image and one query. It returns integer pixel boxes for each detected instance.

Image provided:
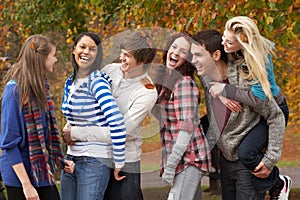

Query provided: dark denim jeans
[104,161,143,200]
[60,155,111,200]
[220,154,265,200]
[6,185,59,200]
[237,98,289,192]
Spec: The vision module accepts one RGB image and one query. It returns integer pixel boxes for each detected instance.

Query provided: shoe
[269,175,292,200]
[278,175,292,200]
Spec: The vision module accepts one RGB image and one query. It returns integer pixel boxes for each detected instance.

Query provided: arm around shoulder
[71,126,111,143]
[223,84,266,109]
[124,86,157,140]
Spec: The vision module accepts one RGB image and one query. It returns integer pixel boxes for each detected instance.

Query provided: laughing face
[221,29,242,53]
[166,36,190,70]
[119,49,142,73]
[191,43,218,77]
[73,35,98,77]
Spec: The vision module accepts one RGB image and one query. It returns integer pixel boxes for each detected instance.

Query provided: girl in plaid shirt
[155,32,212,200]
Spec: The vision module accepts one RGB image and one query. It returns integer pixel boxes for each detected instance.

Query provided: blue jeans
[237,98,289,192]
[220,154,265,200]
[104,161,143,200]
[168,165,205,200]
[60,155,111,200]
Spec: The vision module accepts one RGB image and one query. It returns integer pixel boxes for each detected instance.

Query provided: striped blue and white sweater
[61,70,126,168]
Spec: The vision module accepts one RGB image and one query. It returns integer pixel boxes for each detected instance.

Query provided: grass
[277,160,300,168]
[141,163,161,172]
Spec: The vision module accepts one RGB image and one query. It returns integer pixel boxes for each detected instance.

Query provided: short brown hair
[120,31,156,65]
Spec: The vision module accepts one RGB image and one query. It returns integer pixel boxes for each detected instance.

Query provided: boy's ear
[138,61,145,66]
[212,50,221,61]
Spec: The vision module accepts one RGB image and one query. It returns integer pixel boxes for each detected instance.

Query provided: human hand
[252,161,271,178]
[159,167,164,177]
[218,96,242,112]
[114,168,126,181]
[64,160,75,174]
[23,183,40,200]
[62,125,74,146]
[162,166,176,186]
[209,82,226,98]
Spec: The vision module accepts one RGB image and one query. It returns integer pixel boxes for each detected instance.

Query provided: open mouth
[168,55,179,66]
[79,56,91,63]
[120,63,129,71]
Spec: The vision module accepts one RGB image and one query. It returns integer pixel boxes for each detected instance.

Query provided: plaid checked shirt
[159,76,212,174]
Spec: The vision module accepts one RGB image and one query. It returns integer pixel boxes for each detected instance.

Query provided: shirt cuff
[114,162,125,169]
[7,147,23,166]
[176,120,194,133]
[223,84,238,99]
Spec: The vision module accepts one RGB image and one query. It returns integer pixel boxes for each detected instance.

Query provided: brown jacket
[201,60,285,170]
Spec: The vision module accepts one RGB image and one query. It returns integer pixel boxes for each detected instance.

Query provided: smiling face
[166,36,190,70]
[191,43,218,77]
[45,45,57,73]
[73,35,98,77]
[221,29,242,53]
[119,49,143,73]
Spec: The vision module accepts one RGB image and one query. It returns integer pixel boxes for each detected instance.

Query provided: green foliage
[0,0,299,127]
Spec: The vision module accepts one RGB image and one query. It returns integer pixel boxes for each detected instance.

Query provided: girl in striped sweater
[60,32,126,200]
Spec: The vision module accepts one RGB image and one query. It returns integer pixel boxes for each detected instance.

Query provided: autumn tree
[0,0,299,127]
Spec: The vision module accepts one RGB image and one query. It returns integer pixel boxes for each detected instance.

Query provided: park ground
[141,124,300,200]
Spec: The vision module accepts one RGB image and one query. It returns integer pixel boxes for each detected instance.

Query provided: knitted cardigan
[203,60,285,170]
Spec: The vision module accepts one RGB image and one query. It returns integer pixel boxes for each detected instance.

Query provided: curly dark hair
[158,32,196,102]
[71,32,103,82]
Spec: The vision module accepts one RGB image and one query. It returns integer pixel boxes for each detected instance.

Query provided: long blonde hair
[225,16,274,99]
[3,35,56,110]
